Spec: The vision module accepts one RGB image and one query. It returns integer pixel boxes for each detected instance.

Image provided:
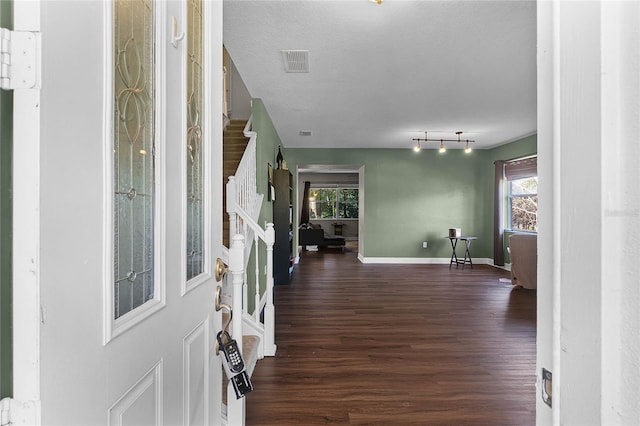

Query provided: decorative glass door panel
[113,0,156,318]
[186,0,204,281]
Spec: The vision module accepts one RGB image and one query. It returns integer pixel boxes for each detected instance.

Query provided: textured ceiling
[223,0,537,150]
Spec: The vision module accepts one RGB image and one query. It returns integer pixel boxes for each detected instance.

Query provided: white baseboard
[358,257,495,265]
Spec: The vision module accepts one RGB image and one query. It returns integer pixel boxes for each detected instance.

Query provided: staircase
[218,115,276,425]
[223,119,250,248]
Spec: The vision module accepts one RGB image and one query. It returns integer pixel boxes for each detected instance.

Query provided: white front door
[12,1,224,424]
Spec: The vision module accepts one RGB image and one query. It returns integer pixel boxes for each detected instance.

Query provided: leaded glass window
[113,0,155,319]
[186,0,204,280]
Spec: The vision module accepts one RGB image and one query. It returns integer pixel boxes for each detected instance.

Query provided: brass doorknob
[215,258,228,282]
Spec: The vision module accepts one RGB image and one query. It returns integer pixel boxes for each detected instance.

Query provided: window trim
[504,154,538,234]
[505,172,538,233]
[308,185,359,220]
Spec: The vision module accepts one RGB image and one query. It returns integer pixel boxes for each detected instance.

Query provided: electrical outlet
[422,241,428,248]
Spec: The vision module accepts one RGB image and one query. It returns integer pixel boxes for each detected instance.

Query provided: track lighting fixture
[411,131,475,153]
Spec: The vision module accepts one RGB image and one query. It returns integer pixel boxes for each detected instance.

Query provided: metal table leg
[448,238,459,268]
[462,238,473,269]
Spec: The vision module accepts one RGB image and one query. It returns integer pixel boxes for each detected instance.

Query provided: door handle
[214,285,232,331]
[214,285,233,355]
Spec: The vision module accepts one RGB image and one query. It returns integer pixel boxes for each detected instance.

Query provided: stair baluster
[222,115,277,424]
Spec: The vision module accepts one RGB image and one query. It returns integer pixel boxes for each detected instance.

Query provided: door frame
[0,0,13,401]
[11,0,41,419]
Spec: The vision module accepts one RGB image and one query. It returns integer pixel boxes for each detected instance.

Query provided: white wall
[600,2,640,423]
[229,58,252,119]
[538,1,640,424]
[557,3,603,422]
[536,2,554,423]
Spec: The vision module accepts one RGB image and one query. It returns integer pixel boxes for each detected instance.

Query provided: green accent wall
[248,97,536,289]
[285,148,492,258]
[242,99,282,311]
[284,136,536,258]
[275,130,536,261]
[252,99,280,227]
[0,0,13,399]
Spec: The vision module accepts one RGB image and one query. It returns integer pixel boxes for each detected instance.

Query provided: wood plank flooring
[247,246,536,425]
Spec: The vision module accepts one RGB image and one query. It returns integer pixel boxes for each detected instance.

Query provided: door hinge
[1,28,41,91]
[0,397,40,426]
[0,398,8,426]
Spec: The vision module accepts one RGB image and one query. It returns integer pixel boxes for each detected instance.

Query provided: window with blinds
[505,156,537,232]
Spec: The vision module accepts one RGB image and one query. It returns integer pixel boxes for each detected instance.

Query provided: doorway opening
[295,164,363,258]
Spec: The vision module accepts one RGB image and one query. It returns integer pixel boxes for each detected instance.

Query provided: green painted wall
[285,148,490,258]
[0,0,13,399]
[242,99,282,311]
[283,135,537,261]
[252,99,280,227]
[249,98,536,281]
[486,134,537,162]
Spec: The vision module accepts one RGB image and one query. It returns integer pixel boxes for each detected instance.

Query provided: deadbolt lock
[215,258,228,282]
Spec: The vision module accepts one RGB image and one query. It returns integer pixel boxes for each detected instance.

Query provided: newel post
[229,234,245,353]
[226,176,237,237]
[264,223,277,356]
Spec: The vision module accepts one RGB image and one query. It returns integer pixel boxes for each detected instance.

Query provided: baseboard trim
[358,257,494,265]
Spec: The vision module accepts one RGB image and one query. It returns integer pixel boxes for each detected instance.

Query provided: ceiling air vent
[299,131,312,136]
[282,50,309,73]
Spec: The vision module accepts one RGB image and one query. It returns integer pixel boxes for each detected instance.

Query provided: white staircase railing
[221,115,276,425]
[226,115,277,359]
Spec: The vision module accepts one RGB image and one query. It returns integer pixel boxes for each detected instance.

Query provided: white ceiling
[223,0,537,150]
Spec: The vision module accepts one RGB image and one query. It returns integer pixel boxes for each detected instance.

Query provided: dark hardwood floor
[247,245,536,425]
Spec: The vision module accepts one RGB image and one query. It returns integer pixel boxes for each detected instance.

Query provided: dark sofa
[299,224,345,251]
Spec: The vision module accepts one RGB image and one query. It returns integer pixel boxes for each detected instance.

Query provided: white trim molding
[358,256,494,265]
[11,0,42,411]
[108,359,164,426]
[103,1,167,344]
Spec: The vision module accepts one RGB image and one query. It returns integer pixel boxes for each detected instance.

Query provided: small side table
[332,222,344,235]
[445,236,477,269]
